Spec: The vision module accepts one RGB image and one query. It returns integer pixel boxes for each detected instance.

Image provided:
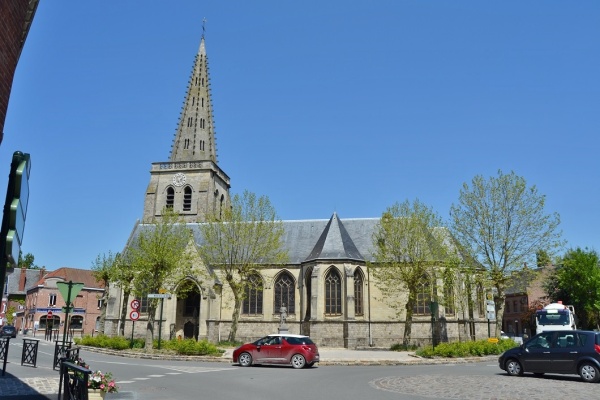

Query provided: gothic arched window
[444,272,456,316]
[183,186,192,211]
[242,274,263,315]
[274,271,295,314]
[354,269,364,316]
[413,274,433,315]
[166,187,174,209]
[325,268,342,316]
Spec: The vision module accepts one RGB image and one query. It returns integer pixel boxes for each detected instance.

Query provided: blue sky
[3,1,599,270]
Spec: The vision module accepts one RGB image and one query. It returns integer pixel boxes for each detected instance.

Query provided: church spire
[170,30,217,162]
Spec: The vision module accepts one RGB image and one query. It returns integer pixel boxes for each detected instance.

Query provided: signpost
[129,299,140,348]
[148,293,171,349]
[56,281,84,348]
[486,300,496,338]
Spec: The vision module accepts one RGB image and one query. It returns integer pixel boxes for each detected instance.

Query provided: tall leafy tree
[111,253,136,337]
[127,209,197,350]
[91,251,120,333]
[449,170,563,335]
[371,199,451,346]
[546,248,600,329]
[197,190,288,342]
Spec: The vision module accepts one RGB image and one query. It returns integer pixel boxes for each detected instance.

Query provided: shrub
[414,338,518,358]
[75,334,131,350]
[76,335,224,356]
[390,343,418,351]
[218,340,243,348]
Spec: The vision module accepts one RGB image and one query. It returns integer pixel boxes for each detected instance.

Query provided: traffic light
[0,151,31,273]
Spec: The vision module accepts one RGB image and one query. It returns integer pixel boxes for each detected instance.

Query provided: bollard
[0,337,9,376]
[21,338,40,367]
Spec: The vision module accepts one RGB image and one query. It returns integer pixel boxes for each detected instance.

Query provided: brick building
[0,0,38,144]
[23,267,104,335]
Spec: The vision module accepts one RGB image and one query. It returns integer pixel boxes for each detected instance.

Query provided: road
[1,338,596,399]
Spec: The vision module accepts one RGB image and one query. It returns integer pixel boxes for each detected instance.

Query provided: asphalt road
[1,338,597,400]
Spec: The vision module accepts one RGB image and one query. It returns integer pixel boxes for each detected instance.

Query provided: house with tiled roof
[1,266,45,329]
[21,267,104,335]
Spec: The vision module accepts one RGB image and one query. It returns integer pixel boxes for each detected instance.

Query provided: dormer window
[49,294,57,306]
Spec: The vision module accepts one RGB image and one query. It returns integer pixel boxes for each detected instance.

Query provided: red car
[233,334,320,369]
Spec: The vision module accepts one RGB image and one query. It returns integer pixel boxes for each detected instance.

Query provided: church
[103,32,491,348]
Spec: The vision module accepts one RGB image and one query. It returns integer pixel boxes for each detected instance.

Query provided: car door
[522,332,556,372]
[256,336,280,363]
[552,332,584,373]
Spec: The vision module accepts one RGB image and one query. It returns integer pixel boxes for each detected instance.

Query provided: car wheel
[238,352,253,367]
[291,354,306,369]
[579,362,600,383]
[505,358,523,376]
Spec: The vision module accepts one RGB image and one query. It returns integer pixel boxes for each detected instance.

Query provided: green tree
[91,251,120,334]
[127,209,197,350]
[197,190,288,342]
[371,199,451,346]
[112,252,136,337]
[449,170,563,335]
[18,252,39,269]
[547,248,600,330]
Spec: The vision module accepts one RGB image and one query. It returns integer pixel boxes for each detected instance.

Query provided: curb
[77,345,498,366]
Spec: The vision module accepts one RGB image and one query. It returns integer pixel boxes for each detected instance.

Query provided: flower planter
[88,389,106,400]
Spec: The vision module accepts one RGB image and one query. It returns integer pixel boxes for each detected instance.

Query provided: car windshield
[537,312,569,325]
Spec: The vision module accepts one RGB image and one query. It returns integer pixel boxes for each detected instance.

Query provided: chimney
[19,266,26,291]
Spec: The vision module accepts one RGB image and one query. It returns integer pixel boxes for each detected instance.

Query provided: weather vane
[202,17,207,38]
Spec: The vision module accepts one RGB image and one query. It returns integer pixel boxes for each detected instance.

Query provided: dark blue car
[499,330,600,383]
[0,325,17,338]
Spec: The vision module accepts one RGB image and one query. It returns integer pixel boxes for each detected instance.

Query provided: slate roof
[4,268,45,296]
[129,213,463,268]
[304,213,366,263]
[133,213,383,265]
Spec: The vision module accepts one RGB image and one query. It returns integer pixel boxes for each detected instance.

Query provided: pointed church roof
[304,213,365,263]
[170,35,218,162]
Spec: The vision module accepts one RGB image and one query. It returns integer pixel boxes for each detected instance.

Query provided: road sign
[486,300,495,312]
[130,310,140,321]
[131,299,140,310]
[2,151,31,267]
[148,293,171,299]
[47,311,53,317]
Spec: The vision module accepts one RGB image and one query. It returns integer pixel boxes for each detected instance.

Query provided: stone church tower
[142,34,230,223]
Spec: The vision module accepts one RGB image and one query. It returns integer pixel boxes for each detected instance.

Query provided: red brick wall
[0,0,38,144]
